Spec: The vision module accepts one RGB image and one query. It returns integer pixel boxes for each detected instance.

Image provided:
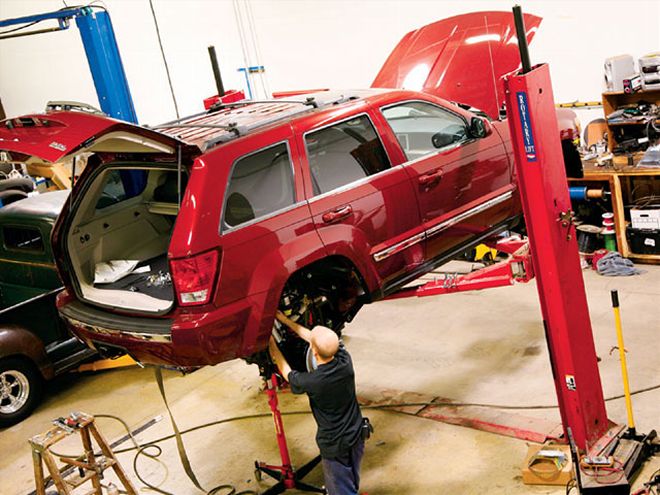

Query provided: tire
[0,177,35,193]
[0,358,43,428]
[0,189,28,206]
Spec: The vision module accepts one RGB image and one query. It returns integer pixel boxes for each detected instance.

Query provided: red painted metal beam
[503,63,609,450]
[384,236,533,300]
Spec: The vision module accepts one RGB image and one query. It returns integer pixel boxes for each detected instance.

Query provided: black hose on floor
[45,381,660,494]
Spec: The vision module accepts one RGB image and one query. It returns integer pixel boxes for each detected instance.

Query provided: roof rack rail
[209,97,320,111]
[154,91,365,151]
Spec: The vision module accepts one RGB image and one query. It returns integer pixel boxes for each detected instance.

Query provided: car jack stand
[254,373,326,495]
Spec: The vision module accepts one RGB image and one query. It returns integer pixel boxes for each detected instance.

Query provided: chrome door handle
[322,205,353,223]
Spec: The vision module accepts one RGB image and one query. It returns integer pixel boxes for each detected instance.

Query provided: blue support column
[75,9,138,124]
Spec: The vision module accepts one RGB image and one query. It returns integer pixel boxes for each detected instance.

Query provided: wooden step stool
[29,412,137,495]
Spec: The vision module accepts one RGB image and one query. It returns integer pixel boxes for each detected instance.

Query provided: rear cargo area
[66,166,187,313]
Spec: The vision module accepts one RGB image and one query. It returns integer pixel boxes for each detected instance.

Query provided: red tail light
[170,250,219,306]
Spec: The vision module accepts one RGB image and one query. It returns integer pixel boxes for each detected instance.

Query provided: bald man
[269,310,365,495]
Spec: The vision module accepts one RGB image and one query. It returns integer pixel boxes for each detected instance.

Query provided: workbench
[569,155,660,264]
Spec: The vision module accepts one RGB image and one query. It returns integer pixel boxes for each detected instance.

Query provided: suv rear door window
[382,101,468,160]
[223,142,295,230]
[305,115,391,195]
[3,226,44,252]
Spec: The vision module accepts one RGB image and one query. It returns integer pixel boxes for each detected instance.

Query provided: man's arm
[275,310,312,343]
[269,336,292,378]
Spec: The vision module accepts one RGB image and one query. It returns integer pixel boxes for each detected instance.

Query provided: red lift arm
[385,236,533,299]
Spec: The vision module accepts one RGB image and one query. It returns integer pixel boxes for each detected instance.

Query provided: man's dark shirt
[288,345,363,459]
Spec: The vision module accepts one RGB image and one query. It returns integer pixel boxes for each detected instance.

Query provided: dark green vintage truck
[0,191,95,427]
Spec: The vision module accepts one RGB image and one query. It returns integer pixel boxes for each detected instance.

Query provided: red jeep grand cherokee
[0,12,577,371]
[42,88,520,370]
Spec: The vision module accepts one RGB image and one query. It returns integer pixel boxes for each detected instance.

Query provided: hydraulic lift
[0,5,138,123]
[252,7,657,494]
[386,7,657,493]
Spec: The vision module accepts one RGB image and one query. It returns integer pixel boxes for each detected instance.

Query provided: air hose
[46,379,660,495]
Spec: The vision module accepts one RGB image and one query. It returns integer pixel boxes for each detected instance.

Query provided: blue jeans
[321,439,364,495]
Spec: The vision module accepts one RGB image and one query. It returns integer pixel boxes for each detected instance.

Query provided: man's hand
[269,336,292,379]
[275,310,312,343]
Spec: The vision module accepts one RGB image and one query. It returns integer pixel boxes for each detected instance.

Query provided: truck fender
[0,325,53,380]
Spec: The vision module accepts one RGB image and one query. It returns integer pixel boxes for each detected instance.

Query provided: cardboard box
[522,444,574,486]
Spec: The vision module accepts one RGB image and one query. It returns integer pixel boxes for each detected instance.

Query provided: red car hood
[372,11,542,119]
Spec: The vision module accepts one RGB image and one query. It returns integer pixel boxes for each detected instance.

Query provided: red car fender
[307,223,381,293]
[0,325,53,380]
[238,224,380,356]
[239,289,278,357]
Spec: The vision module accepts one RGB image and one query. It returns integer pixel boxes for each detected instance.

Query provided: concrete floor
[1,265,659,494]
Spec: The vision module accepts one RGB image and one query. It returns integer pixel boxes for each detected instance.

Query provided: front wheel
[0,358,43,427]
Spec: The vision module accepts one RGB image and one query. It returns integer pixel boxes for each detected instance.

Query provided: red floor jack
[254,369,326,495]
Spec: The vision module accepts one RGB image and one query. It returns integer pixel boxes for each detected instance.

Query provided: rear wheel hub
[0,370,30,414]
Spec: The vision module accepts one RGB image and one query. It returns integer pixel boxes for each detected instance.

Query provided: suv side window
[223,142,295,230]
[382,101,468,161]
[2,226,44,252]
[305,115,391,195]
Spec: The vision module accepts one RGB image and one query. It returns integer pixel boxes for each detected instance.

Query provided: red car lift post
[503,13,611,453]
[503,9,656,489]
[254,372,325,495]
[384,7,656,493]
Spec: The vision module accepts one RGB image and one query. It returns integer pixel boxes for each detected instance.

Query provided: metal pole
[512,5,532,74]
[503,7,609,448]
[611,290,636,435]
[208,46,226,97]
[75,9,138,123]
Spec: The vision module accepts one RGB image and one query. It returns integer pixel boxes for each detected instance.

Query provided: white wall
[0,0,658,126]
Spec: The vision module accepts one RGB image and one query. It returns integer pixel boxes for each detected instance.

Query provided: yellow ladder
[30,412,137,495]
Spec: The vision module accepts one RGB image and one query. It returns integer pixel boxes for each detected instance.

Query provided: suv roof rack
[154,91,369,151]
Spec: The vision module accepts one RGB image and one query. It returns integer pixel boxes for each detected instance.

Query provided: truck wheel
[0,358,43,427]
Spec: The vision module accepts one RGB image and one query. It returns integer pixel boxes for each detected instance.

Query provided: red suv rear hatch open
[1,111,199,314]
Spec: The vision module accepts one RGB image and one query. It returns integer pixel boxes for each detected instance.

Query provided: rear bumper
[59,297,251,367]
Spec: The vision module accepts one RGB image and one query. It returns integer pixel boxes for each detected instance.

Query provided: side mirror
[469,117,491,138]
[431,133,456,149]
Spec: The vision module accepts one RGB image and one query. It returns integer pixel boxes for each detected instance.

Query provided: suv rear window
[2,226,44,252]
[305,114,391,195]
[223,143,295,230]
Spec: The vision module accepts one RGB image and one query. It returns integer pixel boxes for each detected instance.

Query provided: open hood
[372,11,542,119]
[0,111,197,163]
